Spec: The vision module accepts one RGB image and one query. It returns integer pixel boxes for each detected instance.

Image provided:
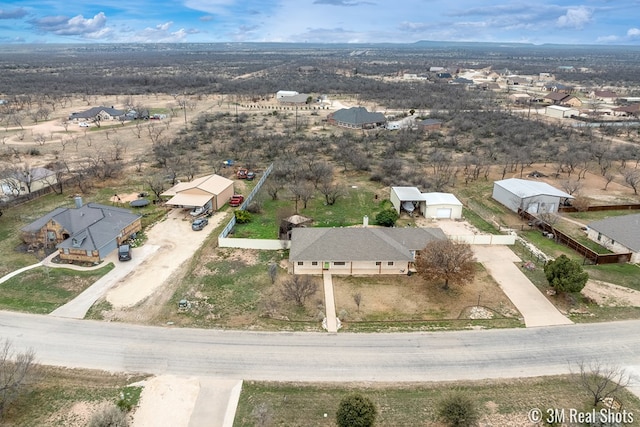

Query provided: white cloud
[556,6,592,29]
[32,12,111,38]
[131,21,188,42]
[628,28,640,38]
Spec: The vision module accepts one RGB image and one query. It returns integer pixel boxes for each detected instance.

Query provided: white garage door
[436,208,452,218]
[526,203,539,214]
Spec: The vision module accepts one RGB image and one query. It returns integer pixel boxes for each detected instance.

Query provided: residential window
[387,261,394,266]
[297,262,304,266]
[611,239,615,245]
[597,233,602,241]
[47,231,56,242]
[334,262,346,266]
[375,262,382,266]
[311,262,318,266]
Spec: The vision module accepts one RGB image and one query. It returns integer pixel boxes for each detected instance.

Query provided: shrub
[544,255,588,294]
[88,404,128,427]
[336,394,377,427]
[235,210,252,224]
[375,208,399,227]
[437,391,479,427]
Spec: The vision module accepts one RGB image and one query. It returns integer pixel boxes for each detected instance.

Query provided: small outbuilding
[161,174,234,211]
[422,192,463,219]
[545,105,579,119]
[390,187,463,219]
[492,178,573,214]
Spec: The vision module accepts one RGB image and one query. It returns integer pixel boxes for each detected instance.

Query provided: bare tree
[319,179,344,206]
[290,181,314,210]
[281,275,318,306]
[623,169,640,195]
[145,174,167,201]
[353,292,362,312]
[268,263,278,284]
[415,240,476,290]
[0,339,37,417]
[572,360,635,407]
[561,179,582,196]
[252,402,272,427]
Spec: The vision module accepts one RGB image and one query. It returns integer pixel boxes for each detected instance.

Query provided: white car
[189,206,207,217]
[79,122,90,128]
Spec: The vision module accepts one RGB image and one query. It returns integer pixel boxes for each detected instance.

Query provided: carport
[390,186,424,215]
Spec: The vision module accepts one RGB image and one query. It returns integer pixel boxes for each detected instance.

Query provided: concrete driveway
[472,245,572,327]
[435,219,572,328]
[50,208,228,318]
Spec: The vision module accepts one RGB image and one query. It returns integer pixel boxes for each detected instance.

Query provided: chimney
[363,215,369,227]
[74,196,83,209]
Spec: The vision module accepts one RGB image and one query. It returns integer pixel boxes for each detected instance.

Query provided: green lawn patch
[584,263,640,291]
[0,264,113,314]
[233,376,640,427]
[233,186,384,238]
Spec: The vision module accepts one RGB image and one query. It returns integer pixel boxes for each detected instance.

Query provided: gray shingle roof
[330,107,386,126]
[588,213,640,252]
[69,106,124,120]
[22,202,140,252]
[290,227,446,262]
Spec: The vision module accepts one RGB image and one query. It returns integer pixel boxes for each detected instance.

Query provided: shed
[390,187,424,215]
[492,178,573,214]
[422,192,463,219]
[545,105,579,119]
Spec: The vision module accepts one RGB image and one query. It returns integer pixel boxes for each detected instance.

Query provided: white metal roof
[392,186,424,200]
[494,178,574,199]
[422,192,463,206]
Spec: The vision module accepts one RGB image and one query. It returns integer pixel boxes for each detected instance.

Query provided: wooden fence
[518,210,631,265]
[559,204,640,213]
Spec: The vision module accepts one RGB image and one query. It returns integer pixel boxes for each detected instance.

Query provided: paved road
[2,311,640,382]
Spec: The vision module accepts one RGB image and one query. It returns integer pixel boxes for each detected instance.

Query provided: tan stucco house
[289,227,446,275]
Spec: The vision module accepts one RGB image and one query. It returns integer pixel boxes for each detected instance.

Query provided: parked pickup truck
[229,195,244,207]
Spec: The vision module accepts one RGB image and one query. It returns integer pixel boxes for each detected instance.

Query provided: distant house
[289,227,447,275]
[545,93,582,107]
[327,107,386,129]
[542,82,573,93]
[509,93,532,104]
[417,119,443,132]
[278,93,311,105]
[613,103,640,118]
[20,198,141,263]
[0,167,56,197]
[161,173,234,211]
[276,90,299,99]
[69,106,125,123]
[587,213,640,263]
[390,187,463,219]
[590,90,619,103]
[492,178,573,214]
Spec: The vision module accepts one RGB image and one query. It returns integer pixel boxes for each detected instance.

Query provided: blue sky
[0,0,639,45]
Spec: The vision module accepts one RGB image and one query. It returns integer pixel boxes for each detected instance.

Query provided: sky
[0,0,639,45]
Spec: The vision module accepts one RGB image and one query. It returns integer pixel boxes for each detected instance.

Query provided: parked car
[192,218,209,231]
[118,244,132,261]
[190,206,208,217]
[79,122,90,128]
[246,171,256,181]
[236,168,248,179]
[229,195,244,207]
